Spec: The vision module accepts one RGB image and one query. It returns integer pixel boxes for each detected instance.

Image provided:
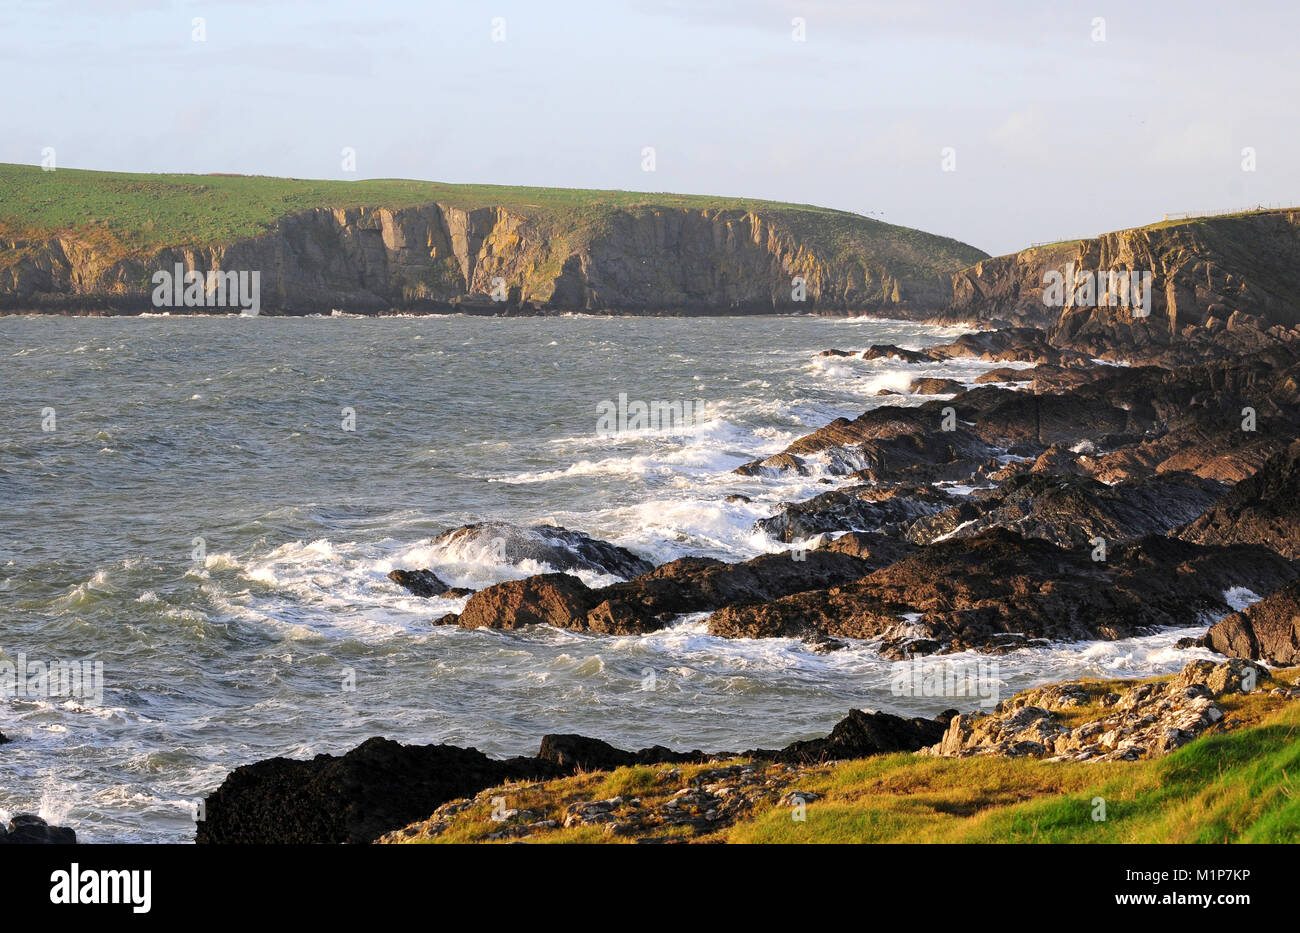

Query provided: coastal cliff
[942,209,1300,356]
[0,164,985,314]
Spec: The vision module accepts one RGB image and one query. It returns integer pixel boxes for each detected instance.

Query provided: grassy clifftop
[0,163,985,291]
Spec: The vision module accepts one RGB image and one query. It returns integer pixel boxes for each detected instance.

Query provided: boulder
[433,521,653,579]
[196,737,566,845]
[386,568,472,598]
[0,814,76,845]
[455,573,599,632]
[1203,581,1300,665]
[751,708,953,764]
[908,377,966,395]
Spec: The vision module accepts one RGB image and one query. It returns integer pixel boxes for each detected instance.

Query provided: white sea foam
[1223,587,1261,612]
[4,314,1240,844]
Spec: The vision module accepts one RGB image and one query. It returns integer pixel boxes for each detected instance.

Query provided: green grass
[0,163,987,279]
[728,700,1300,843]
[392,669,1300,844]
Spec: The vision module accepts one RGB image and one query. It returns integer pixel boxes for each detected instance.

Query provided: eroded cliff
[942,209,1300,355]
[0,165,986,314]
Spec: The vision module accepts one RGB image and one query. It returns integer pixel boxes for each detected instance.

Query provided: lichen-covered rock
[925,659,1274,762]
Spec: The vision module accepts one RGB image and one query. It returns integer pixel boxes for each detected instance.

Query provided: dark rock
[756,484,954,543]
[0,814,76,845]
[706,528,1298,652]
[905,471,1226,547]
[196,737,566,845]
[536,735,705,771]
[1177,440,1300,559]
[803,633,848,653]
[447,546,881,636]
[456,573,600,632]
[594,549,879,620]
[736,405,1000,479]
[732,452,810,477]
[433,521,653,579]
[908,377,966,395]
[859,344,940,364]
[749,708,950,764]
[387,568,456,598]
[200,707,956,843]
[1203,580,1300,665]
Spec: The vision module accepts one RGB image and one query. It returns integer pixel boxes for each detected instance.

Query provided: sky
[2,0,1297,256]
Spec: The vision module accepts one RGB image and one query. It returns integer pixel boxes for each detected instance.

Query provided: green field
[0,162,987,279]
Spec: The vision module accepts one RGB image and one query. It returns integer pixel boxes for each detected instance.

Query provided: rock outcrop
[927,659,1275,761]
[755,484,954,543]
[905,471,1225,548]
[1203,581,1300,665]
[431,521,654,579]
[746,708,953,764]
[195,737,569,845]
[705,530,1298,655]
[439,548,883,635]
[0,814,76,845]
[1176,440,1300,559]
[942,210,1300,360]
[198,707,952,844]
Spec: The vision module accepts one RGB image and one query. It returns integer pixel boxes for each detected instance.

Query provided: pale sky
[2,0,1297,256]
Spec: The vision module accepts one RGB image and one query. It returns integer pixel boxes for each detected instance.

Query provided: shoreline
[6,313,1300,844]
[192,655,1300,844]
[188,321,1300,844]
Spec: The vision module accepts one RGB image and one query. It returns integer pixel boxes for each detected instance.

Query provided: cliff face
[0,201,983,315]
[943,210,1300,354]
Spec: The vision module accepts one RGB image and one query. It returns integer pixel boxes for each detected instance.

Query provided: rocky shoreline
[191,656,1298,845]
[194,309,1300,844]
[382,326,1300,659]
[13,196,1300,844]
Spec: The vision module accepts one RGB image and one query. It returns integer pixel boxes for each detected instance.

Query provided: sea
[0,313,1224,842]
